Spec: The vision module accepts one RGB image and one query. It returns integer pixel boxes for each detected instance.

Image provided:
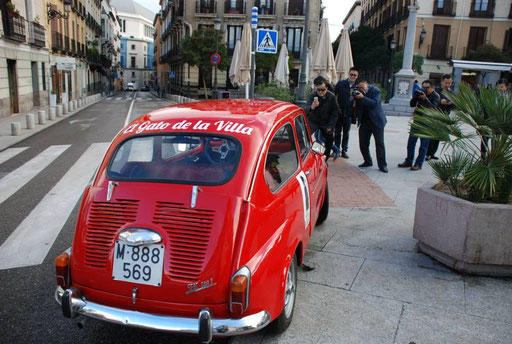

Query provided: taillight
[230,266,250,314]
[55,249,71,288]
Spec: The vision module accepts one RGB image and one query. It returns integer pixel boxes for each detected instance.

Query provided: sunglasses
[349,73,358,77]
[317,88,327,92]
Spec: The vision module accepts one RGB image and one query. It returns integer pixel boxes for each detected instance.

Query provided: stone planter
[413,184,512,276]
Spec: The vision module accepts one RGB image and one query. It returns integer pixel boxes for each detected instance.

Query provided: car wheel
[316,181,329,225]
[270,254,297,333]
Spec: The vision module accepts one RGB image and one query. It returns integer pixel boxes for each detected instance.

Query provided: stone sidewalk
[233,116,512,344]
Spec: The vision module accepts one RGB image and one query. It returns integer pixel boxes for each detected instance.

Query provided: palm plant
[412,83,512,204]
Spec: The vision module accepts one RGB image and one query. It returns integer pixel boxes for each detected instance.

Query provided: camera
[351,88,364,97]
[414,89,425,97]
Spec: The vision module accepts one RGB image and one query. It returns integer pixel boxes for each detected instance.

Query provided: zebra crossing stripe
[0,147,29,165]
[0,142,109,270]
[116,97,122,100]
[0,145,71,205]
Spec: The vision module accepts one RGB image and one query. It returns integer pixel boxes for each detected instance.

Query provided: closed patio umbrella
[309,18,337,85]
[229,40,241,86]
[234,22,253,98]
[274,44,289,87]
[334,29,354,81]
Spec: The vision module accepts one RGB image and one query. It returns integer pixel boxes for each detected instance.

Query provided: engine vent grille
[84,199,139,268]
[153,201,214,282]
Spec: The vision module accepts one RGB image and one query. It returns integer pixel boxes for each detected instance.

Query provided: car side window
[264,123,299,192]
[295,114,311,161]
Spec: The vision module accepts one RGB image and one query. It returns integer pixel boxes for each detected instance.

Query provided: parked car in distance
[125,82,136,91]
[140,85,149,92]
[54,99,329,343]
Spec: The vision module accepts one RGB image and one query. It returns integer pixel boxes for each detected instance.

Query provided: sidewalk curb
[0,94,106,152]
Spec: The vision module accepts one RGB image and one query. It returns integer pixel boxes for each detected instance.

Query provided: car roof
[119,99,303,144]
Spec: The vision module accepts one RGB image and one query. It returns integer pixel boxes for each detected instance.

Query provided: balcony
[255,0,276,15]
[469,0,495,17]
[433,0,456,16]
[3,14,26,42]
[195,0,216,14]
[427,44,453,60]
[71,39,76,54]
[286,0,305,16]
[52,31,63,51]
[224,0,245,14]
[28,21,45,47]
[64,36,70,53]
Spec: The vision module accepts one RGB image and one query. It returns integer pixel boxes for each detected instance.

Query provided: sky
[132,0,355,42]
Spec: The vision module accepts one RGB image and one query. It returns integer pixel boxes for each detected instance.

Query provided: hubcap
[283,259,296,318]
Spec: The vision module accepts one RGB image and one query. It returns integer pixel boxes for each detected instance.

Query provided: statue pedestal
[385,69,415,117]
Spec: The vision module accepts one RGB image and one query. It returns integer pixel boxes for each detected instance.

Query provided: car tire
[270,254,297,333]
[316,181,329,225]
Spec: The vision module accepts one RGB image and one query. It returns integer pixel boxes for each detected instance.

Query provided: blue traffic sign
[256,29,278,54]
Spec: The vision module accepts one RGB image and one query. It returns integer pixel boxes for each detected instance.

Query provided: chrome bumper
[55,286,270,341]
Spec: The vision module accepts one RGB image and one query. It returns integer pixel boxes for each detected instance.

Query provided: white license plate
[112,241,164,286]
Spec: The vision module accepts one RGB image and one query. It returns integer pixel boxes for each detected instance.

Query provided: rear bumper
[55,286,270,340]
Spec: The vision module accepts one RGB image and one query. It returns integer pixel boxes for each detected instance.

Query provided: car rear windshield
[107,134,241,184]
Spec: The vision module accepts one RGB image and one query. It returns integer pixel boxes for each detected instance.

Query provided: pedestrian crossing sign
[257,29,278,54]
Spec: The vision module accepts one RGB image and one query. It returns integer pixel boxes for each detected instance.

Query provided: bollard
[56,104,63,116]
[69,101,74,112]
[38,110,47,125]
[78,98,83,108]
[11,122,21,136]
[49,107,56,120]
[73,99,78,110]
[26,113,36,129]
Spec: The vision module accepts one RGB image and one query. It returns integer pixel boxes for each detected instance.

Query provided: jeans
[359,120,387,169]
[334,115,352,152]
[427,139,440,157]
[406,133,430,167]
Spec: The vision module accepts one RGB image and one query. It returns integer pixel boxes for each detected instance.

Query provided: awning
[450,59,512,72]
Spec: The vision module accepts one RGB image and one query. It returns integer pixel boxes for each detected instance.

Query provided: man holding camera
[353,79,388,173]
[306,76,339,160]
[426,74,454,161]
[398,80,440,170]
[334,67,359,159]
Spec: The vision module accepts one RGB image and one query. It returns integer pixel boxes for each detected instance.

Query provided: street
[0,92,215,343]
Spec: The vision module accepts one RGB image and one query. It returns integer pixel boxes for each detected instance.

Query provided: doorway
[7,59,19,114]
[31,61,40,106]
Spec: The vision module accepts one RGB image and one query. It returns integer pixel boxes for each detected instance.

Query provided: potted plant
[6,2,18,16]
[411,83,512,276]
[50,89,57,107]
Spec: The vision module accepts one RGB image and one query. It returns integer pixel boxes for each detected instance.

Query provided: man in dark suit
[354,79,388,173]
[334,67,359,159]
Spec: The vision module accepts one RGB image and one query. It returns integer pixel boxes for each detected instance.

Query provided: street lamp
[213,17,222,99]
[386,39,396,103]
[47,0,71,22]
[419,24,427,48]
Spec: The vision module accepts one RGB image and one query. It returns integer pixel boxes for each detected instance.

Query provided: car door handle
[305,170,311,176]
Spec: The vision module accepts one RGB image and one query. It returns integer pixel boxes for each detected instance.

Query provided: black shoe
[341,151,349,159]
[332,152,339,161]
[358,162,373,168]
[379,167,388,173]
[425,155,432,161]
[431,155,439,160]
[398,160,412,168]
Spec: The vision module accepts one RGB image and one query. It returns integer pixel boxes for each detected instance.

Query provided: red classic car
[55,99,329,342]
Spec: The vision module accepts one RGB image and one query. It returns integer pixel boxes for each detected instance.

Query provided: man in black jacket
[398,79,440,170]
[306,76,339,160]
[426,74,454,160]
[334,67,359,159]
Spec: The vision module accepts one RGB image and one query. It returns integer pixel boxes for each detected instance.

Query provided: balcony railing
[195,0,216,14]
[28,21,45,47]
[224,0,245,14]
[71,38,76,54]
[64,36,70,52]
[433,0,456,16]
[3,14,26,42]
[286,0,305,16]
[427,44,454,60]
[77,42,82,56]
[255,0,276,15]
[52,31,62,51]
[469,0,495,17]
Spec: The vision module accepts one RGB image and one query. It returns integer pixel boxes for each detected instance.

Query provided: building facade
[343,1,362,34]
[0,0,50,118]
[101,0,121,91]
[360,0,512,85]
[85,0,102,95]
[111,0,154,90]
[158,0,322,97]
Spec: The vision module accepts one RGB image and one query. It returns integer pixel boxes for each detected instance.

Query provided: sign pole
[250,7,258,99]
[297,0,310,107]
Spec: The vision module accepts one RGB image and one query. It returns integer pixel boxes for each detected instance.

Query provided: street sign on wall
[56,57,76,71]
[256,29,278,54]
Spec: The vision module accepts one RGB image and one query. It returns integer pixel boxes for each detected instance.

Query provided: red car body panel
[66,99,328,324]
